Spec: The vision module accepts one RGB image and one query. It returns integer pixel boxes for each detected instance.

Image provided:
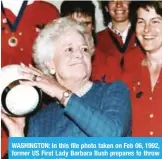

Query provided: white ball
[0,64,42,116]
[6,85,39,116]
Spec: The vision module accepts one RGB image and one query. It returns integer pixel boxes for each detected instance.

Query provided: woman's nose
[116,1,123,7]
[144,23,151,33]
[74,48,83,58]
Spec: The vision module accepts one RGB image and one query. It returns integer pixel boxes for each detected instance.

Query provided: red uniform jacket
[96,27,136,61]
[1,1,59,157]
[91,48,121,82]
[1,1,59,66]
[91,27,136,82]
[123,47,162,136]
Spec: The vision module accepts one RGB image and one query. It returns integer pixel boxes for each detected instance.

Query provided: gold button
[19,32,22,36]
[149,97,153,101]
[20,48,24,51]
[149,114,154,118]
[149,131,154,136]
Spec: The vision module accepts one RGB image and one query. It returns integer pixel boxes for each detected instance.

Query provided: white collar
[75,81,93,97]
[108,22,131,43]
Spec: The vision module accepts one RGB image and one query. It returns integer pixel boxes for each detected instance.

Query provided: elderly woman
[123,2,162,136]
[1,17,131,137]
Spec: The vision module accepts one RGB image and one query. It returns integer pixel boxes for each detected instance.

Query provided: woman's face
[136,7,162,54]
[53,30,92,81]
[106,1,130,23]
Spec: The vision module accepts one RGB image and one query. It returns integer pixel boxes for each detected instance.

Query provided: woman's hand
[1,111,25,137]
[19,64,66,100]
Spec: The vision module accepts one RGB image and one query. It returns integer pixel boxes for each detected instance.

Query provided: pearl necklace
[75,81,93,97]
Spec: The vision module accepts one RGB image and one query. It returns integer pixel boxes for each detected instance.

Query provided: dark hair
[135,1,162,17]
[61,0,95,27]
[100,1,135,27]
[60,0,96,44]
[131,1,162,28]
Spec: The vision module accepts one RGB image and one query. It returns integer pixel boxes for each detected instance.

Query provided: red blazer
[96,27,137,61]
[91,48,121,82]
[122,47,162,136]
[1,1,59,67]
[1,1,59,157]
[91,27,136,83]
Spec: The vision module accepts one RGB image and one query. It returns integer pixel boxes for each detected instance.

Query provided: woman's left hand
[19,64,66,99]
[1,111,25,137]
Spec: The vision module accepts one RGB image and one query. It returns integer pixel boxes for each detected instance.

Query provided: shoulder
[125,46,145,60]
[33,1,58,9]
[93,81,129,95]
[106,81,129,93]
[123,47,145,75]
[31,1,59,16]
[97,28,109,38]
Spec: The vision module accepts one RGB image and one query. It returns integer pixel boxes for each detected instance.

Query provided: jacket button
[149,131,154,136]
[149,114,154,118]
[149,97,153,101]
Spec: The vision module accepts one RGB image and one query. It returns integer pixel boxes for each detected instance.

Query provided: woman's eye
[66,47,73,52]
[137,20,144,24]
[81,47,88,52]
[152,20,160,24]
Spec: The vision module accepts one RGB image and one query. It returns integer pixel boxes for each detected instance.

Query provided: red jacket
[1,1,59,157]
[91,48,121,82]
[123,47,162,136]
[96,27,136,61]
[91,27,137,83]
[1,1,59,67]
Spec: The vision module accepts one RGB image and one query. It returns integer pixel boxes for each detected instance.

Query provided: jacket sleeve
[64,81,131,136]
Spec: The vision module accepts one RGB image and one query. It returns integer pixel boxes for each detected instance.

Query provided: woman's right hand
[19,64,67,100]
[1,111,25,137]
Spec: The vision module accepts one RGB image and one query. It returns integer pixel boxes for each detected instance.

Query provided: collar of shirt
[141,58,162,68]
[75,81,93,97]
[108,22,131,43]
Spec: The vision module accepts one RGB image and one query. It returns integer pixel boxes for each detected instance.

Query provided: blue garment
[27,81,131,137]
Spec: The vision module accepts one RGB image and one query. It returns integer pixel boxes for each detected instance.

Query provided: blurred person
[1,0,59,66]
[60,0,96,42]
[1,17,131,138]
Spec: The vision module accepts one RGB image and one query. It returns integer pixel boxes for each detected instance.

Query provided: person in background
[1,0,59,66]
[1,0,59,158]
[60,0,96,43]
[97,0,136,61]
[123,1,162,136]
[91,0,137,82]
[60,0,121,82]
[1,17,131,138]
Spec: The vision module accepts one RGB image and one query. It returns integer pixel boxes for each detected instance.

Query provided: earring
[49,68,55,75]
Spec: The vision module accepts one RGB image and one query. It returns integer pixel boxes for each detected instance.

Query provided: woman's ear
[44,59,56,75]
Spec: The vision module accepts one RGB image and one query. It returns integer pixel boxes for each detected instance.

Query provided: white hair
[33,17,94,74]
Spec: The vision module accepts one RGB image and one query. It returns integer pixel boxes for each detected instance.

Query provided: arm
[64,81,131,136]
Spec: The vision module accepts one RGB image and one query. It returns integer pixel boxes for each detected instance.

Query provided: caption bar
[9,137,161,159]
